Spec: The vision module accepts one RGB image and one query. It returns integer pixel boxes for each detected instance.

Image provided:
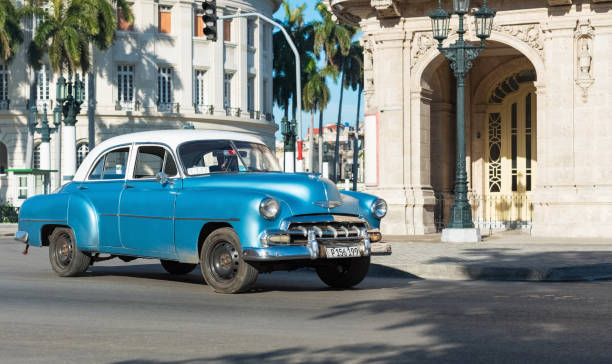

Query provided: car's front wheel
[316,256,370,289]
[160,260,197,275]
[200,227,258,294]
[48,227,91,277]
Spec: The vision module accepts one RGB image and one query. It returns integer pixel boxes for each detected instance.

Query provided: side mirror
[156,172,169,185]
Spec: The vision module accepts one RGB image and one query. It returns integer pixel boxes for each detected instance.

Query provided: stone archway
[411,34,542,230]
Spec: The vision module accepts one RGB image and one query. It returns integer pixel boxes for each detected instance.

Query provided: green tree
[313,3,355,181]
[302,59,331,172]
[0,0,24,62]
[273,1,314,121]
[27,0,132,73]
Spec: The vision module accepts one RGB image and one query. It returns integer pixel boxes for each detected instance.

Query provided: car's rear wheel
[48,227,91,277]
[160,260,197,275]
[316,256,370,289]
[200,227,258,294]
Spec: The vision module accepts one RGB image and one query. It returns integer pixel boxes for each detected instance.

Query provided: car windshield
[179,140,281,176]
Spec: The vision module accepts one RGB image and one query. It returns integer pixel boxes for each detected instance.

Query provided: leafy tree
[0,0,24,62]
[302,59,331,172]
[26,0,132,74]
[273,1,314,121]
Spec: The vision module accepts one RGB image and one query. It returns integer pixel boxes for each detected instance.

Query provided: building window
[247,20,255,47]
[18,176,28,199]
[37,65,50,103]
[158,67,173,104]
[158,5,172,34]
[194,10,204,37]
[0,142,7,174]
[77,143,89,167]
[0,65,7,105]
[247,77,254,112]
[224,19,232,42]
[33,144,41,169]
[194,70,206,106]
[223,73,232,108]
[117,65,134,109]
[117,7,134,31]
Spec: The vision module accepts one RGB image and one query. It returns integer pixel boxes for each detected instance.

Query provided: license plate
[325,246,361,259]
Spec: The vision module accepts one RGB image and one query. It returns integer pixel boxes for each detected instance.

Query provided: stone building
[0,0,280,206]
[324,0,612,237]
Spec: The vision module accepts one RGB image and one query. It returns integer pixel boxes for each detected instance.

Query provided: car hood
[182,172,362,217]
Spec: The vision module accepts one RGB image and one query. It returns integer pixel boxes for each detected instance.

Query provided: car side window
[88,147,129,180]
[133,146,178,179]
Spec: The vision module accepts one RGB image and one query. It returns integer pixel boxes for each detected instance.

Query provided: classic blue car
[15,130,389,293]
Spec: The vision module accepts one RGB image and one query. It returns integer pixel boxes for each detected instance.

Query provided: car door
[78,145,131,248]
[119,144,180,255]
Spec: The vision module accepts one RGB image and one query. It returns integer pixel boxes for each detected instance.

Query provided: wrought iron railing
[157,102,179,113]
[0,99,9,110]
[434,193,533,233]
[194,104,214,115]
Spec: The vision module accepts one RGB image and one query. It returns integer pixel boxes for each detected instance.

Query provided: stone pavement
[371,230,612,281]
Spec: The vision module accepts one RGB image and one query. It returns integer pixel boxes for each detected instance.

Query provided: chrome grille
[287,221,367,245]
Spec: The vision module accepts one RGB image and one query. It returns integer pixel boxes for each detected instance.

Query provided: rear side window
[133,145,178,179]
[88,147,130,180]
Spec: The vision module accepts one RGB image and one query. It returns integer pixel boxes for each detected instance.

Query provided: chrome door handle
[78,186,88,190]
[124,185,135,189]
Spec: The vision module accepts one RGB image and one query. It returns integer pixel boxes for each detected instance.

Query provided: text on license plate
[325,246,361,259]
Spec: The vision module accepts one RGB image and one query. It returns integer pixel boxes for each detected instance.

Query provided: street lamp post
[56,73,85,183]
[430,0,495,242]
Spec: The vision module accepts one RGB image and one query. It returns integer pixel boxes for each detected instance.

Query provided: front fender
[174,188,294,262]
[340,190,382,229]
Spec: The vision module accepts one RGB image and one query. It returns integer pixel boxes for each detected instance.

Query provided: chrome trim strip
[14,231,28,244]
[280,214,368,230]
[20,219,67,223]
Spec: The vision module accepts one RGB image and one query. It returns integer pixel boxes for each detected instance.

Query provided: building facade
[0,0,280,206]
[325,0,612,237]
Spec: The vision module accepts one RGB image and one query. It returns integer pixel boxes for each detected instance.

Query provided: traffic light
[202,0,218,42]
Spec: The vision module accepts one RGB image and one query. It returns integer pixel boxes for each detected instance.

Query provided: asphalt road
[2,237,612,364]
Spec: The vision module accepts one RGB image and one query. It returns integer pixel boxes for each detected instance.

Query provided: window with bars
[117,65,134,109]
[33,144,41,169]
[37,65,50,102]
[247,77,254,112]
[0,65,7,106]
[194,70,206,106]
[158,67,173,104]
[247,20,255,47]
[77,143,89,167]
[223,73,232,108]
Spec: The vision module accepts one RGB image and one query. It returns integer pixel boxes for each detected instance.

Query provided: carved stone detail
[574,19,595,102]
[371,0,401,18]
[410,32,436,68]
[492,24,545,59]
[362,37,376,109]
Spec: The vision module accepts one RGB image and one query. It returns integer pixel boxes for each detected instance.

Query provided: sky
[271,1,364,140]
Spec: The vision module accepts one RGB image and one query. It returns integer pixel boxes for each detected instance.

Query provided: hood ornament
[313,200,342,209]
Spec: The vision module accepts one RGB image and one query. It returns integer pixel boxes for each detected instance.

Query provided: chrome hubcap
[55,234,73,268]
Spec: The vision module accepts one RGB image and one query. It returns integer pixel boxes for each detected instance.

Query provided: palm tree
[0,0,24,62]
[313,3,355,182]
[273,1,314,121]
[342,41,364,190]
[302,59,331,173]
[27,0,132,74]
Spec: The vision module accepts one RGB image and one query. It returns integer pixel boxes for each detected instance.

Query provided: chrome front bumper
[242,227,389,262]
[14,231,28,244]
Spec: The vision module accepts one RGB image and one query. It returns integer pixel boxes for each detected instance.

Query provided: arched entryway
[415,38,540,230]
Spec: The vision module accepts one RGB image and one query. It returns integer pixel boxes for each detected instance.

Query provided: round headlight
[371,199,387,219]
[259,198,280,220]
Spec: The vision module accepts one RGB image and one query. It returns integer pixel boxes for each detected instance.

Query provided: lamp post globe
[56,76,67,103]
[429,2,451,42]
[453,0,470,14]
[474,1,496,40]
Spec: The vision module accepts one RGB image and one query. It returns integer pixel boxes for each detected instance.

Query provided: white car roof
[73,130,267,181]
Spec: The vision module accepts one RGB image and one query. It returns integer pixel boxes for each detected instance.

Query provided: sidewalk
[371,230,612,281]
[0,223,17,237]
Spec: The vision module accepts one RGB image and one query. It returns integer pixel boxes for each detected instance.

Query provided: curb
[371,262,612,282]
